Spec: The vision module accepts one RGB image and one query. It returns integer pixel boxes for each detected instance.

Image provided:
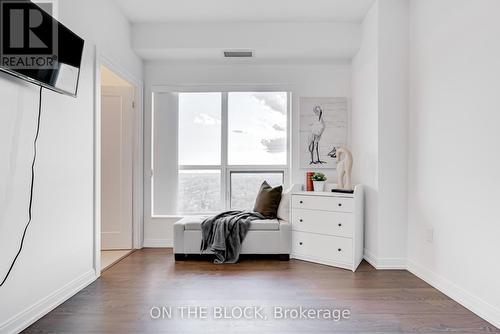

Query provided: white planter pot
[313,181,325,192]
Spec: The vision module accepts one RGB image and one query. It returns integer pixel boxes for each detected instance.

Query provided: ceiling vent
[223,50,254,58]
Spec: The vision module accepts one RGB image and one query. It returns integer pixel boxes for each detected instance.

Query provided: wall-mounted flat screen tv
[0,0,84,97]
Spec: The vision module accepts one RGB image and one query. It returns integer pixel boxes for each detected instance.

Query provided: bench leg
[174,253,187,261]
[278,254,290,261]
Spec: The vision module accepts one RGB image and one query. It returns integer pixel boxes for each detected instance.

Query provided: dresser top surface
[292,191,355,198]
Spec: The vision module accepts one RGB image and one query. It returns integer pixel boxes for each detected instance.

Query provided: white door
[101,86,134,250]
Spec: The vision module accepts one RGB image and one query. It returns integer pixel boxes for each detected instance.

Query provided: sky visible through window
[178,93,221,165]
[178,92,287,166]
[228,92,287,165]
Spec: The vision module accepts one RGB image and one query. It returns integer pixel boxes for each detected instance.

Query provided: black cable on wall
[0,85,43,287]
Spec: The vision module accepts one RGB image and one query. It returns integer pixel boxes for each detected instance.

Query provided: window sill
[151,213,216,219]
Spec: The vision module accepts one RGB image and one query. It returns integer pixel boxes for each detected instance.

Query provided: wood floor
[101,250,132,271]
[24,249,498,333]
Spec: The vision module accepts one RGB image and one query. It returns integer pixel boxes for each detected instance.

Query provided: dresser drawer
[292,231,353,264]
[292,195,354,213]
[292,209,354,238]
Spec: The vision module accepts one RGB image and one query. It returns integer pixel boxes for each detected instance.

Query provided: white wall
[376,0,409,265]
[351,0,409,268]
[0,1,142,332]
[407,0,500,327]
[351,1,379,264]
[144,62,351,246]
[60,0,142,78]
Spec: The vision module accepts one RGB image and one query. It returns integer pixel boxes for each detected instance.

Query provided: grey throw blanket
[200,210,265,264]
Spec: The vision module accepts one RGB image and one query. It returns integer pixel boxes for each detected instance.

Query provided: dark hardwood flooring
[24,249,499,333]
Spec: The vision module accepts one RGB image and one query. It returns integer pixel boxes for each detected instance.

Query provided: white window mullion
[178,165,221,170]
[286,92,292,189]
[221,92,229,210]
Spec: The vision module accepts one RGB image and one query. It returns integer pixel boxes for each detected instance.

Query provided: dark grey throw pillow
[253,181,283,219]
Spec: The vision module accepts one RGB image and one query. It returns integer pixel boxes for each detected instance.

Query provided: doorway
[100,65,135,271]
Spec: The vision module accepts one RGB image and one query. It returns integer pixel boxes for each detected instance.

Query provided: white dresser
[290,185,364,271]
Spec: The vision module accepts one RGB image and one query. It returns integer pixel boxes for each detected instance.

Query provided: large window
[153,91,288,215]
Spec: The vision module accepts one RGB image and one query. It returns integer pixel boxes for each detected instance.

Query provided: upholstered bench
[173,215,291,261]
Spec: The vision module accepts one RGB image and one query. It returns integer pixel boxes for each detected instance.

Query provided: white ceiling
[132,21,361,62]
[114,0,374,23]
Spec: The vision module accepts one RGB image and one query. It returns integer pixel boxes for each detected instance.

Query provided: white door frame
[93,47,144,276]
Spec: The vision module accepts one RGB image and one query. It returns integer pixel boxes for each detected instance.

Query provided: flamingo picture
[299,97,348,169]
[308,105,326,164]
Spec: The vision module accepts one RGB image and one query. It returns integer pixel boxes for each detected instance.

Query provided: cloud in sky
[272,124,286,132]
[252,93,286,114]
[261,137,286,154]
[193,113,221,125]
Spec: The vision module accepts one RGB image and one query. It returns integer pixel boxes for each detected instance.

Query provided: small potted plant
[311,172,327,192]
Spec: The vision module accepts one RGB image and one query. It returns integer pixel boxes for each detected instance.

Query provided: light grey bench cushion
[182,216,280,231]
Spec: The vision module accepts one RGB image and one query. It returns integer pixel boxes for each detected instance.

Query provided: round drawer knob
[338,248,342,252]
[299,242,303,245]
[338,223,342,227]
[299,200,303,204]
[338,203,342,207]
[299,219,303,222]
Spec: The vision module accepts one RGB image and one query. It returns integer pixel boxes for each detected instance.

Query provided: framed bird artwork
[299,97,349,169]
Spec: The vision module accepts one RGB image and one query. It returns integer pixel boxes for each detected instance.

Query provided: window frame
[151,86,292,217]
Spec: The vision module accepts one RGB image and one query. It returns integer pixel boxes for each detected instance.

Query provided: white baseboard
[363,248,406,269]
[407,259,500,330]
[143,238,172,248]
[0,269,96,334]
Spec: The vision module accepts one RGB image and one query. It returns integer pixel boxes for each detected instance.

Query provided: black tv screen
[0,0,84,97]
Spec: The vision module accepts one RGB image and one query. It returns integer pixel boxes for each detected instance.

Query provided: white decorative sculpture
[336,147,353,190]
